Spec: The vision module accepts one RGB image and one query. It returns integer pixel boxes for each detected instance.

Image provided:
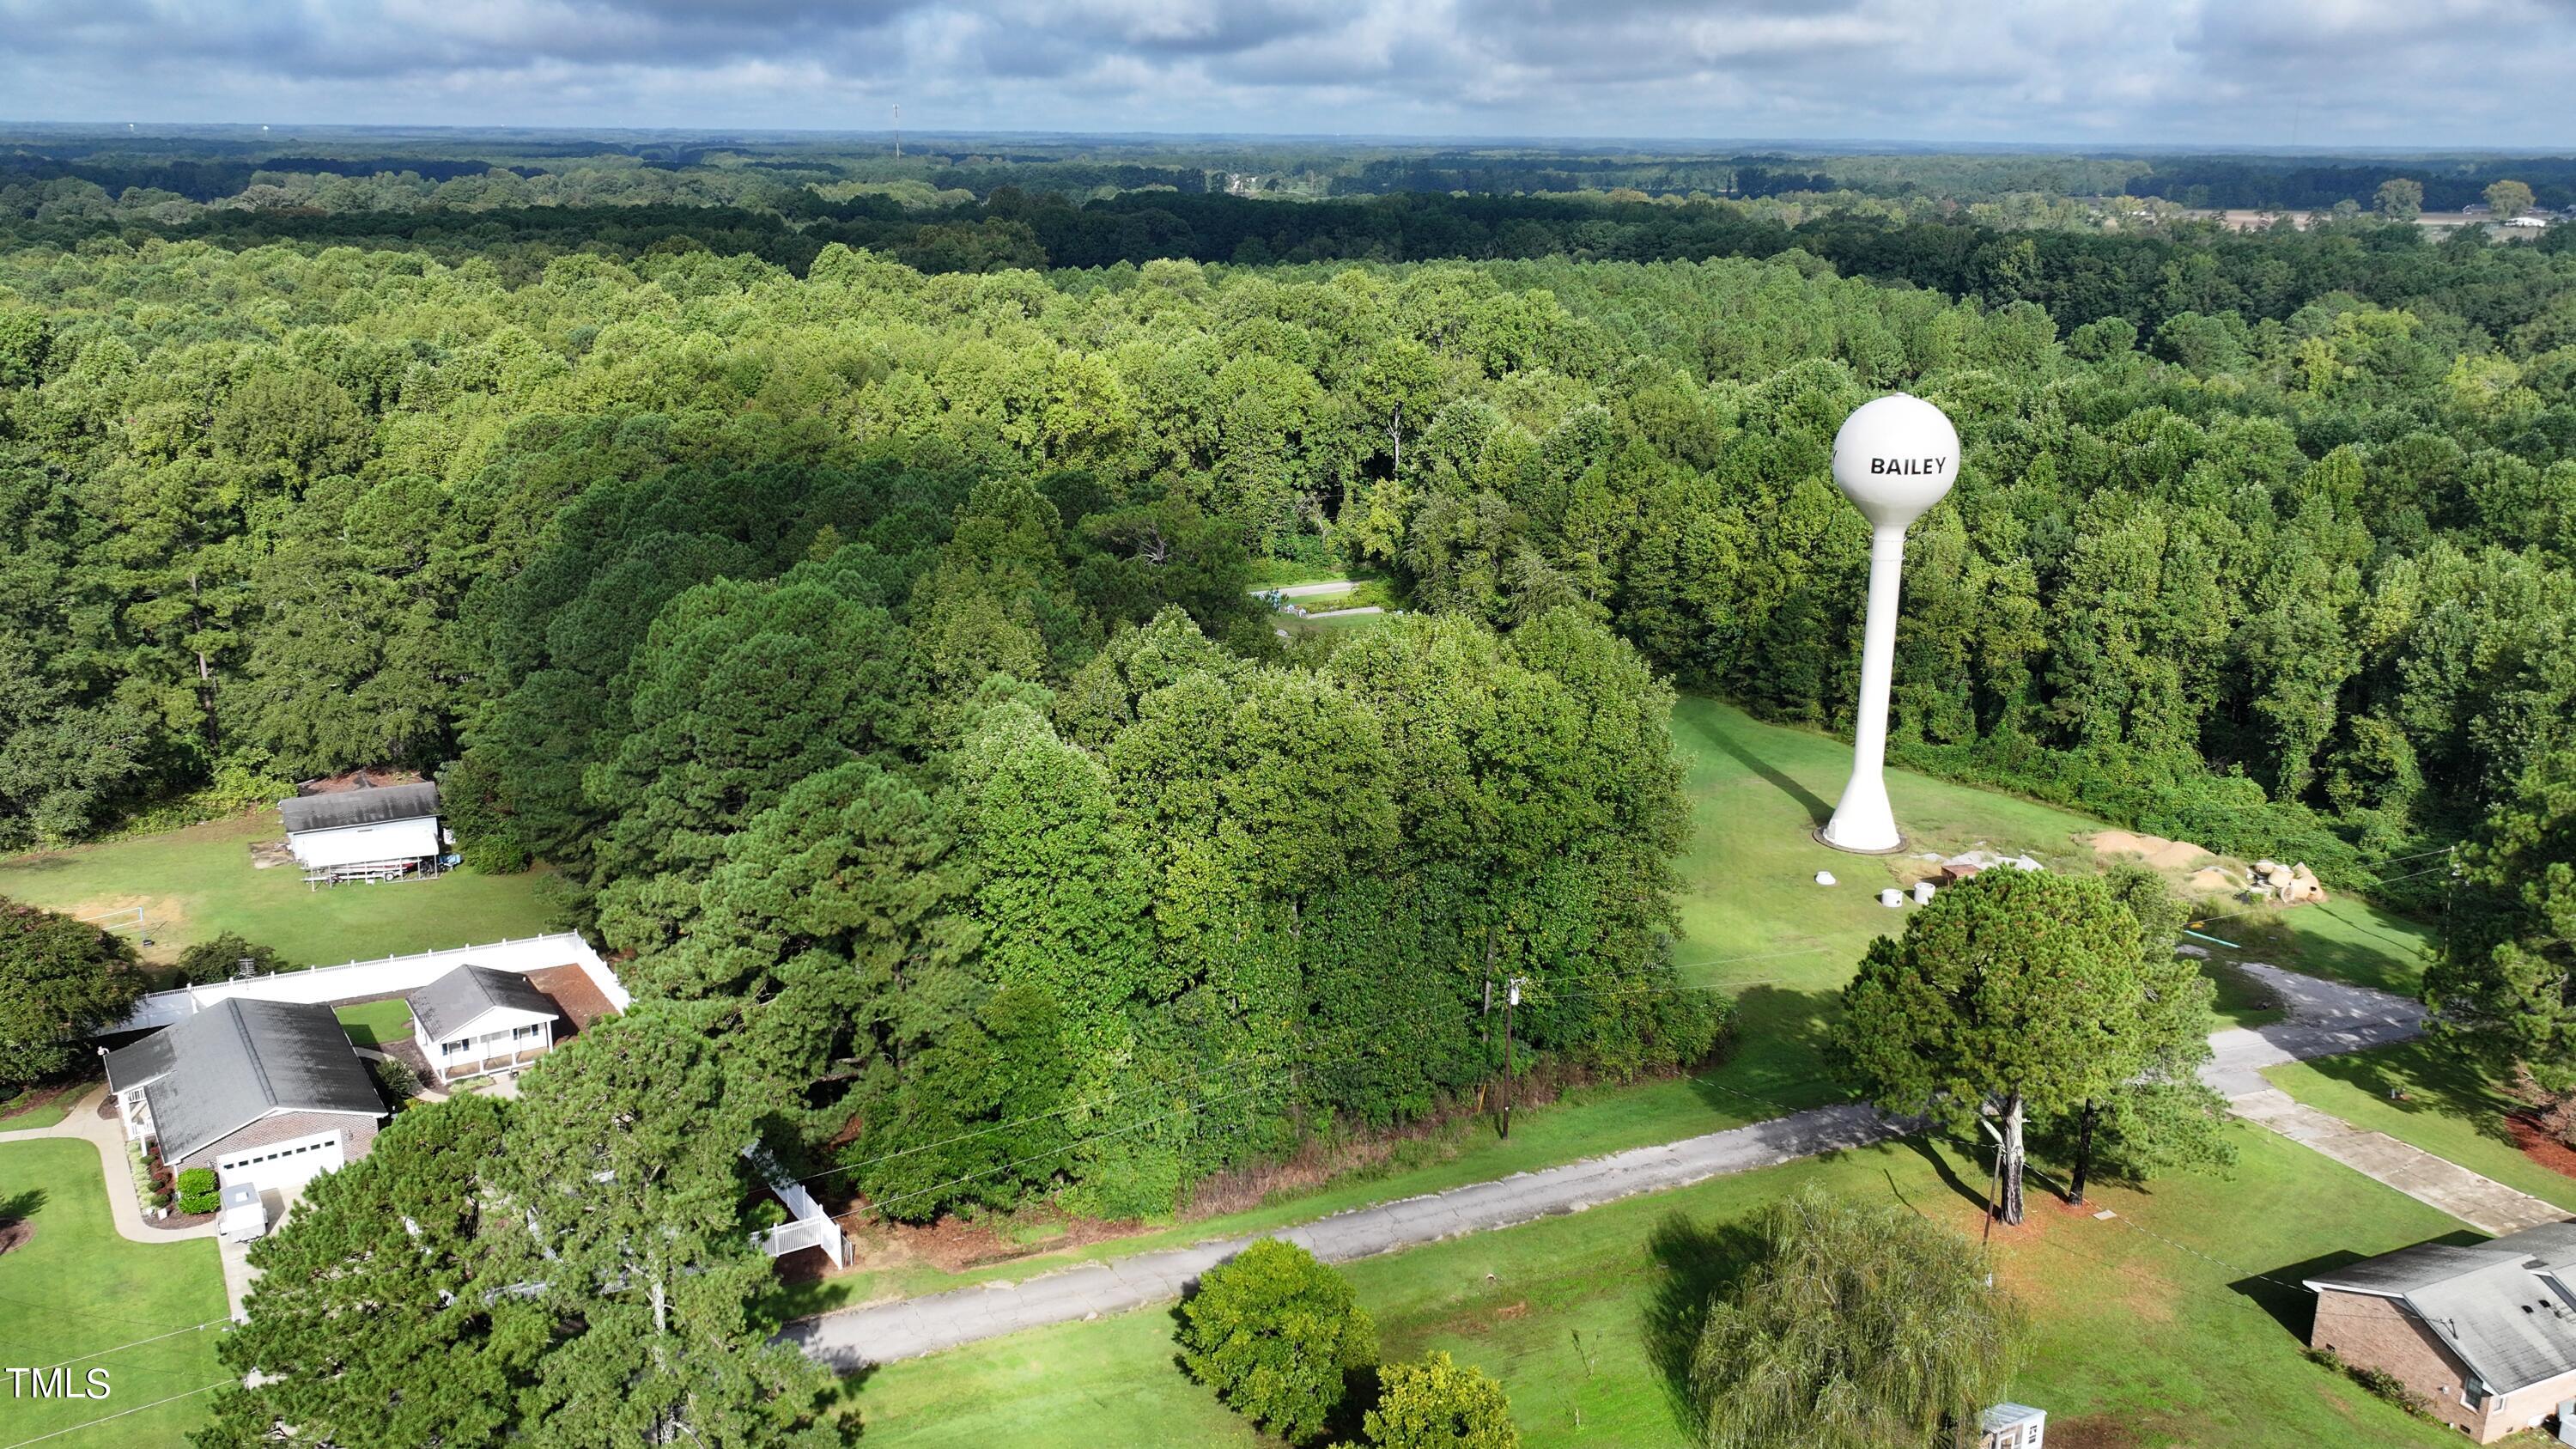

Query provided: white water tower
[1818,393,1960,855]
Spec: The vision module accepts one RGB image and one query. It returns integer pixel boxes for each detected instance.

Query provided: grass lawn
[0,808,562,968]
[2264,1039,2576,1215]
[0,1102,70,1132]
[785,699,2441,1316]
[845,1124,2464,1448]
[0,1138,231,1446]
[335,999,416,1050]
[2225,897,2439,1000]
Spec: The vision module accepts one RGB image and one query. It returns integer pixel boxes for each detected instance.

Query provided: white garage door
[215,1129,345,1193]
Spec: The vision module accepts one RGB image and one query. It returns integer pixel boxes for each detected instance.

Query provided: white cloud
[0,0,2571,143]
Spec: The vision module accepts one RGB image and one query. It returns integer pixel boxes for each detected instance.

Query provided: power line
[37,1320,228,1373]
[0,1381,229,1449]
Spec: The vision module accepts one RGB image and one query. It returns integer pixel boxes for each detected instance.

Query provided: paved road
[785,957,2435,1370]
[2199,959,2426,1096]
[781,1102,1898,1371]
[1249,580,1354,599]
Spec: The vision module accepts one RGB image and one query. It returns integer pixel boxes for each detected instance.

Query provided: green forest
[5,95,2576,1446]
[4,183,2575,1223]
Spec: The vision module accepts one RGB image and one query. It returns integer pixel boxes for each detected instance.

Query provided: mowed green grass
[334,999,416,1050]
[0,1094,76,1132]
[2265,1039,2576,1215]
[0,1138,231,1446]
[0,809,561,967]
[847,1125,2464,1448]
[782,701,2435,1315]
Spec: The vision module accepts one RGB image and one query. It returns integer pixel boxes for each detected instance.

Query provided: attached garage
[215,1127,348,1195]
[111,998,388,1198]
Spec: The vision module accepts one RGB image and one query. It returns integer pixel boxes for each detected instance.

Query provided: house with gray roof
[404,964,561,1084]
[100,998,386,1197]
[2306,1219,2576,1441]
[279,780,443,885]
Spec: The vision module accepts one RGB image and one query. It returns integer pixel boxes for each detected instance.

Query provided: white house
[2506,213,2552,228]
[406,964,561,1084]
[100,998,387,1197]
[279,781,442,885]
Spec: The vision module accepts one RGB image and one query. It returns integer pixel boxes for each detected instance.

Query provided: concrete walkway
[2228,1088,2571,1236]
[784,957,2456,1370]
[0,1084,254,1318]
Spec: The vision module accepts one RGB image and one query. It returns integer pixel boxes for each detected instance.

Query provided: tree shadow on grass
[0,1187,43,1227]
[1641,1208,1767,1440]
[1690,985,1848,1118]
[2294,1043,2524,1151]
[1686,709,1832,828]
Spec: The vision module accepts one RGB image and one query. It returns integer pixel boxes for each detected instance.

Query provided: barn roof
[278,782,439,835]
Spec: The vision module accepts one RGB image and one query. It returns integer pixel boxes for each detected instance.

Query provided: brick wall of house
[2310,1288,2488,1438]
[178,1110,382,1173]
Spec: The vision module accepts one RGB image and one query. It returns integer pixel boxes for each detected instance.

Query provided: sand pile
[2089,830,2215,872]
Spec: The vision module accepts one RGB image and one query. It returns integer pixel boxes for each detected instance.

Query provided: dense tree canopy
[0,898,140,1085]
[1688,1186,2028,1449]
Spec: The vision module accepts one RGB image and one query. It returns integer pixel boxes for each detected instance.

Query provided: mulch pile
[2506,1112,2576,1181]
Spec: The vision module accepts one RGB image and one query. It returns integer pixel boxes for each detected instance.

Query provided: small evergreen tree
[1178,1239,1377,1441]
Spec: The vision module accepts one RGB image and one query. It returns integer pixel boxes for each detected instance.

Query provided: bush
[175,1166,218,1196]
[1177,1239,1376,1442]
[2308,1348,2432,1419]
[176,931,283,987]
[177,1190,219,1215]
[368,1056,422,1103]
[1355,1351,1519,1449]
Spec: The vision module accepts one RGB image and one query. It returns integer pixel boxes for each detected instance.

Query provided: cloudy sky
[5,0,2574,148]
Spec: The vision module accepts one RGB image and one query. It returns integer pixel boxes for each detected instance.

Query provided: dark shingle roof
[2309,1221,2576,1393]
[102,1032,174,1093]
[407,965,559,1041]
[143,999,383,1163]
[277,782,439,835]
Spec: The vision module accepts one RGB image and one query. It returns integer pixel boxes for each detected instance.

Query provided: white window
[513,1024,544,1042]
[444,1038,470,1056]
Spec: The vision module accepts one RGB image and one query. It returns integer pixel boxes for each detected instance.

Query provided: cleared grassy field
[845,1125,2464,1447]
[0,1138,231,1446]
[0,809,562,967]
[780,700,2433,1316]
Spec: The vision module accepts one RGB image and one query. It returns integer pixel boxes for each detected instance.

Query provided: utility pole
[1499,976,1527,1139]
[892,103,901,160]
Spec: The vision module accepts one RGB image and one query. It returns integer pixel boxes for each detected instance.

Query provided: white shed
[216,1181,268,1243]
[280,782,441,885]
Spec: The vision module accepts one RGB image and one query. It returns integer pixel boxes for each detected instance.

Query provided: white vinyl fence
[748,1151,848,1269]
[112,932,629,1032]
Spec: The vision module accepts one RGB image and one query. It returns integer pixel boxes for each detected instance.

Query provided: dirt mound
[2186,867,2238,894]
[2089,830,2153,858]
[2145,838,2211,870]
